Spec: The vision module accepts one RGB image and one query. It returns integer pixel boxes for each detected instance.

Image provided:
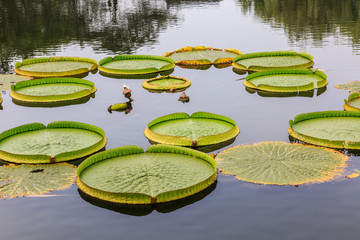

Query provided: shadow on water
[78,180,217,216]
[11,94,95,108]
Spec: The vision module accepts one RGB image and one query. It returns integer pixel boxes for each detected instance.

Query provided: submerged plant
[0,163,76,199]
[216,141,348,185]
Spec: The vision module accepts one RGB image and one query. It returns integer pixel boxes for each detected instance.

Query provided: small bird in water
[123,84,133,101]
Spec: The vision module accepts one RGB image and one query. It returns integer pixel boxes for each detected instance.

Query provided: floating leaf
[244,69,327,92]
[142,75,191,92]
[289,111,360,149]
[10,77,96,105]
[232,51,314,72]
[344,93,360,111]
[345,170,360,179]
[15,57,98,78]
[335,81,360,92]
[98,55,175,76]
[144,112,240,146]
[0,121,107,163]
[77,145,217,204]
[0,74,32,91]
[164,46,242,66]
[216,141,348,185]
[0,163,76,199]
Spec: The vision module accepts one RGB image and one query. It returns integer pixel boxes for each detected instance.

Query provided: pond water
[1,0,360,239]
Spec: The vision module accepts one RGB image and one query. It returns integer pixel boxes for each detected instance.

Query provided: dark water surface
[1,0,360,239]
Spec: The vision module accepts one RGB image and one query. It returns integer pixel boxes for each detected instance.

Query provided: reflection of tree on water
[0,0,178,73]
[237,0,360,51]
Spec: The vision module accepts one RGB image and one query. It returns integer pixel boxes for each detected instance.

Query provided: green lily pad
[244,69,327,92]
[14,57,97,78]
[164,46,242,66]
[289,111,360,149]
[0,74,32,91]
[98,55,175,76]
[216,141,348,185]
[0,163,76,199]
[10,77,96,105]
[335,81,360,93]
[344,93,360,111]
[232,51,314,72]
[144,112,240,146]
[0,121,107,163]
[77,145,217,204]
[142,75,191,92]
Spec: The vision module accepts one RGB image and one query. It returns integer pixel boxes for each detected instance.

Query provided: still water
[1,0,360,239]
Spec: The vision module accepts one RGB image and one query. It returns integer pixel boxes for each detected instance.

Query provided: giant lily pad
[344,93,360,111]
[0,121,107,163]
[77,145,217,204]
[216,141,348,185]
[142,75,191,92]
[289,111,360,149]
[0,163,76,199]
[15,57,97,78]
[10,77,96,105]
[164,46,242,66]
[144,112,240,146]
[244,69,327,92]
[232,51,314,72]
[335,81,360,92]
[98,55,175,77]
[0,74,32,91]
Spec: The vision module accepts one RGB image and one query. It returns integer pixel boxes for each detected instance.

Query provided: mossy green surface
[15,83,92,96]
[149,118,234,141]
[18,61,94,72]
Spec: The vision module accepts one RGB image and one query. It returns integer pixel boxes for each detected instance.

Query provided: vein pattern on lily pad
[164,46,242,65]
[216,142,348,185]
[335,81,360,92]
[244,69,327,92]
[10,78,96,104]
[0,163,76,199]
[232,51,314,72]
[0,121,107,163]
[77,145,217,204]
[289,111,360,149]
[144,112,240,146]
[14,57,97,77]
[0,74,32,91]
[98,55,175,76]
